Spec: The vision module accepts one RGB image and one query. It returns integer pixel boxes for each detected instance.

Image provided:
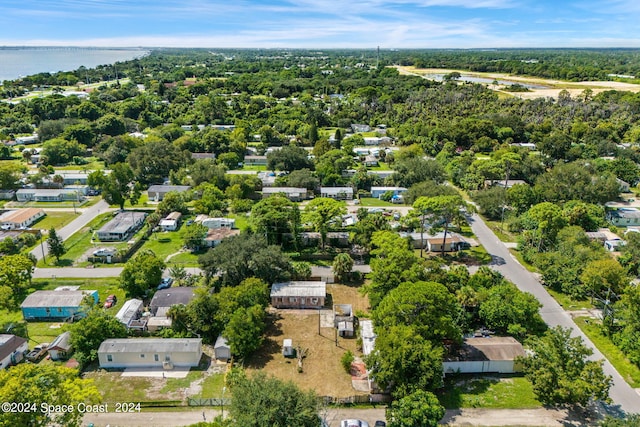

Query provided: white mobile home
[98,338,202,369]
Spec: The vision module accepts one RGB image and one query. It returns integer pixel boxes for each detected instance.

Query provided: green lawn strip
[439,375,541,409]
[482,219,518,243]
[239,165,267,171]
[198,373,226,398]
[33,211,79,231]
[508,248,539,273]
[546,289,593,311]
[165,252,200,266]
[573,316,640,388]
[357,198,398,207]
[367,162,391,171]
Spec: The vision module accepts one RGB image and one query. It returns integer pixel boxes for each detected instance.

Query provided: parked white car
[341,420,369,427]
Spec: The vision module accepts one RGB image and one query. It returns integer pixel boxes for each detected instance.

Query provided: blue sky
[1,0,639,48]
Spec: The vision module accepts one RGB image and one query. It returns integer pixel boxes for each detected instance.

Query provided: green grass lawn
[439,375,541,409]
[546,289,592,311]
[85,371,153,403]
[357,198,398,207]
[33,211,79,231]
[483,218,518,243]
[199,373,226,398]
[368,162,392,171]
[239,165,267,171]
[574,316,640,388]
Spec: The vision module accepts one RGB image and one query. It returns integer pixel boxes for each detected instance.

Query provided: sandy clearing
[395,66,640,99]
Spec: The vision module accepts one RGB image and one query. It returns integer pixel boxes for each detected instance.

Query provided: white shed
[214,335,231,362]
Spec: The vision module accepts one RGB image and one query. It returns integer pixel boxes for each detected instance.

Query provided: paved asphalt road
[467,213,640,414]
[30,200,112,262]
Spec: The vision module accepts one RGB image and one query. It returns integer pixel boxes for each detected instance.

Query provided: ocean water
[0,47,149,83]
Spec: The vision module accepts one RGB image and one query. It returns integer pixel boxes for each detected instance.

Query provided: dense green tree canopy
[228,371,319,427]
[521,326,612,406]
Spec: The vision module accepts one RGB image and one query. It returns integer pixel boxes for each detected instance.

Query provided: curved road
[468,213,640,414]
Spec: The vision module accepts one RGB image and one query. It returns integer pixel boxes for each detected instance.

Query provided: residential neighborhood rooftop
[98,338,202,354]
[270,281,327,298]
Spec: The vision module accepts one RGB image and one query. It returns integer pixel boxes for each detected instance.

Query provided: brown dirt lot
[245,283,371,398]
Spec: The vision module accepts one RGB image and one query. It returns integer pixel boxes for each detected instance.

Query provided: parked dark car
[374,422,386,427]
[157,277,174,290]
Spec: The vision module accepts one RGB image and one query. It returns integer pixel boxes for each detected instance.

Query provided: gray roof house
[607,208,640,227]
[262,187,309,202]
[147,185,191,202]
[150,287,197,316]
[0,334,28,369]
[98,338,202,369]
[96,211,147,242]
[270,281,326,309]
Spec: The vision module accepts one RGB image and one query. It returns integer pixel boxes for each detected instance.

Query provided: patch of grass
[33,211,79,231]
[166,252,200,266]
[199,373,226,398]
[367,162,391,171]
[546,289,592,311]
[483,219,517,242]
[161,370,203,394]
[357,198,397,207]
[574,317,640,388]
[508,248,538,273]
[226,213,250,231]
[84,371,153,403]
[239,165,266,171]
[463,245,492,264]
[439,375,541,409]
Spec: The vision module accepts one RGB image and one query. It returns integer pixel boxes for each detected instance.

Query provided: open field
[396,66,640,100]
[246,283,370,398]
[439,375,541,409]
[32,210,79,231]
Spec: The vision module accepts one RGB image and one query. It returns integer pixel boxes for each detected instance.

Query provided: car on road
[26,343,49,362]
[157,277,174,290]
[374,422,386,427]
[103,294,117,309]
[341,420,369,427]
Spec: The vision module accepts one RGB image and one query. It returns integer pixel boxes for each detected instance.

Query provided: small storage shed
[214,335,231,362]
[282,339,295,358]
[48,331,72,361]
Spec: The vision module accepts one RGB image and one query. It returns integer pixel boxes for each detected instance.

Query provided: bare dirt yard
[245,283,371,398]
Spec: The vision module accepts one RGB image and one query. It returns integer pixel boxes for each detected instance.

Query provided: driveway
[467,213,640,414]
[30,200,112,261]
